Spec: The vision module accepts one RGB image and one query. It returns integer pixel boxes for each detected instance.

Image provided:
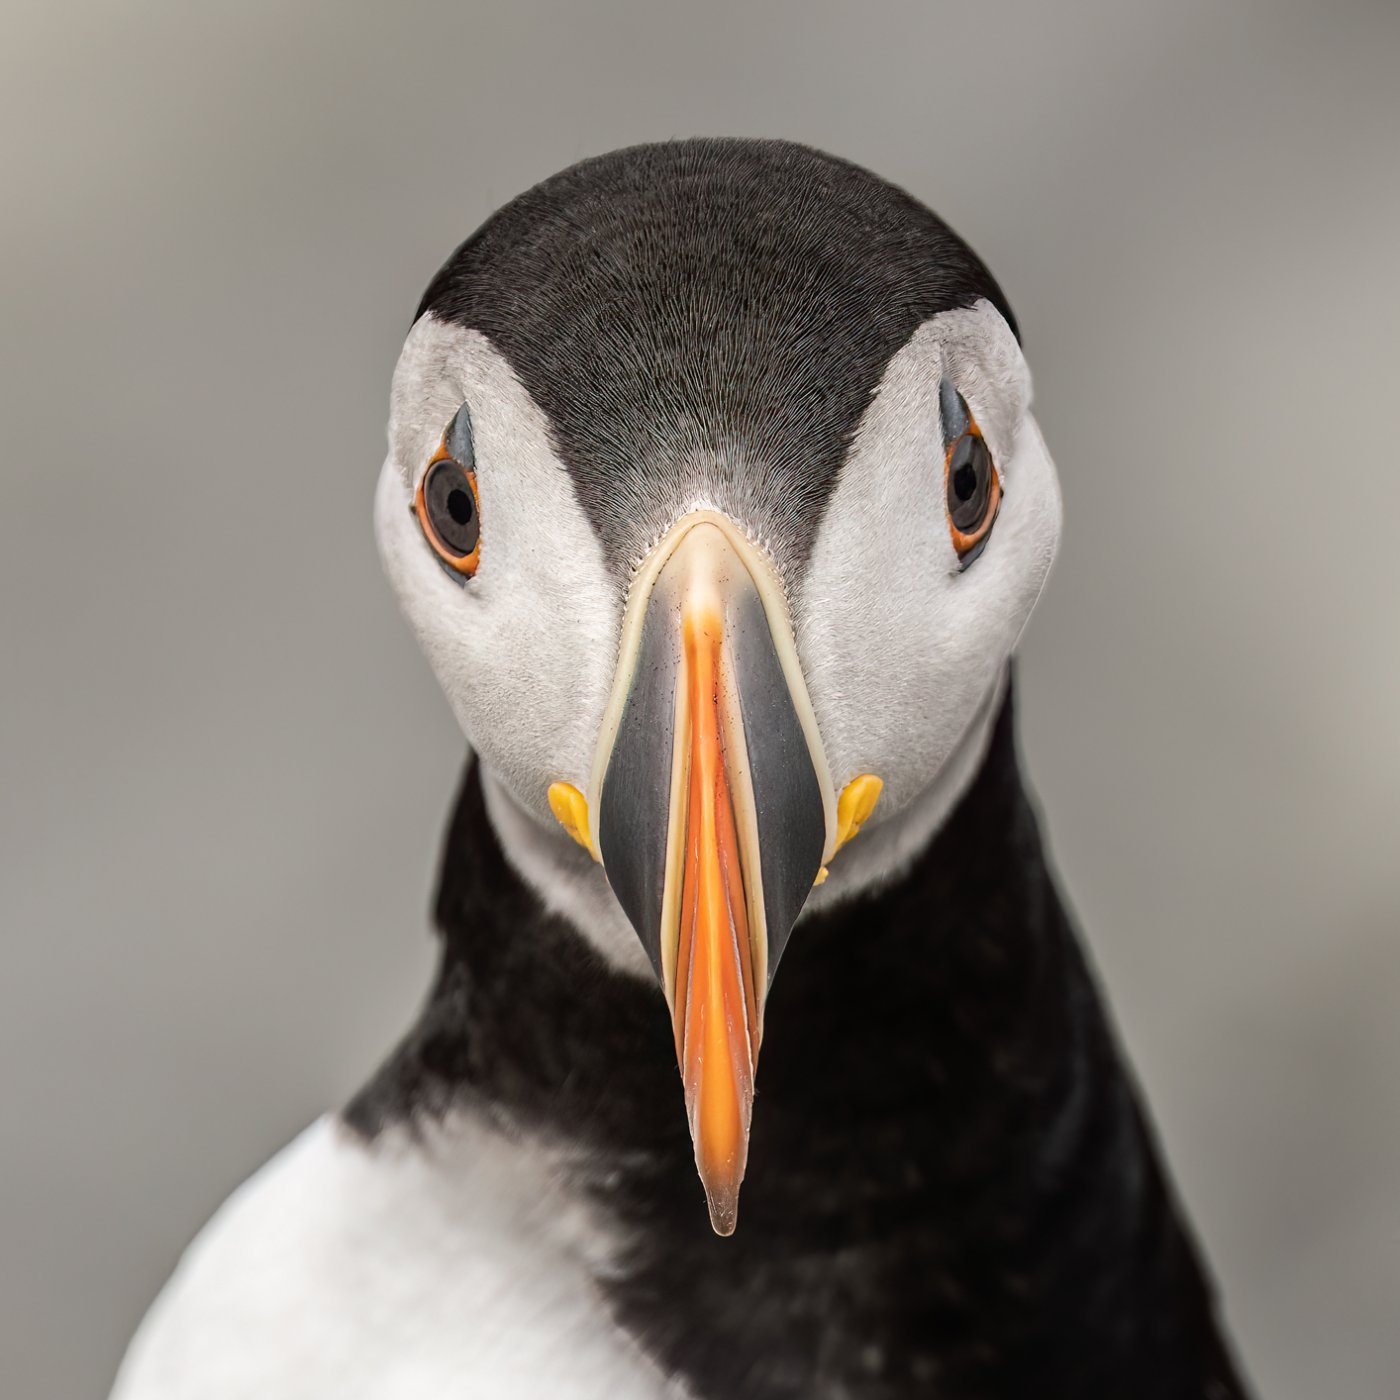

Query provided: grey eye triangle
[446,401,475,468]
[939,377,969,447]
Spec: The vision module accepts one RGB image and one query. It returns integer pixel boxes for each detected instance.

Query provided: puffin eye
[416,457,481,576]
[940,380,1001,567]
[415,403,481,577]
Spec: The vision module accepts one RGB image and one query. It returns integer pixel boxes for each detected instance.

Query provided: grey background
[3,2,1397,1396]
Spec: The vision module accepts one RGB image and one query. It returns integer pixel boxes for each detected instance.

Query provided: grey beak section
[726,587,827,978]
[595,587,680,986]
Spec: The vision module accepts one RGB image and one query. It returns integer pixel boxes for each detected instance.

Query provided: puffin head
[375,139,1061,1233]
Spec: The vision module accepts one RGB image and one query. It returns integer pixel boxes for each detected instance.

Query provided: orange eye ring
[414,447,482,577]
[944,415,1002,564]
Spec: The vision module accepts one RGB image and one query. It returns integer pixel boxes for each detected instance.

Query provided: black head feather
[419,138,1016,576]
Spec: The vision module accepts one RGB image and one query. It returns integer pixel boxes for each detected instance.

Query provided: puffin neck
[343,685,1246,1399]
[344,690,1034,1155]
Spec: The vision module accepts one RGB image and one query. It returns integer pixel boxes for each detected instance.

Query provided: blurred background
[3,1,1398,1395]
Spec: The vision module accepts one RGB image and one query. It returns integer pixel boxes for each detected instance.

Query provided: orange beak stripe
[673,603,761,1236]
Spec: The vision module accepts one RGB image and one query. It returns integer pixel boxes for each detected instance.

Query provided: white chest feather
[110,1117,683,1400]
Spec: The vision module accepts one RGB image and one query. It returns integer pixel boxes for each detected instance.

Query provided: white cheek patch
[796,300,1061,827]
[375,317,619,830]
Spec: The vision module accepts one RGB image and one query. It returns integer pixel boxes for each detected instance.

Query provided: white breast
[110,1115,684,1400]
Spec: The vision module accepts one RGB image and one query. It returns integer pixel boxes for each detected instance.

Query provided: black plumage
[346,685,1250,1400]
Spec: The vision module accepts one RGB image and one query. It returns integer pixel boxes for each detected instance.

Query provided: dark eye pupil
[946,433,992,535]
[424,459,480,558]
[447,487,473,526]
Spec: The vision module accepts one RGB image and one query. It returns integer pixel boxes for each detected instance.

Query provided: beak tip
[702,1182,741,1237]
[691,1113,749,1236]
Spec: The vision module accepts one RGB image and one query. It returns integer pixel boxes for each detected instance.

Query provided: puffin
[111,139,1250,1399]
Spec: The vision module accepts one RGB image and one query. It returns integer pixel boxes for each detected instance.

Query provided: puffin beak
[584,514,835,1234]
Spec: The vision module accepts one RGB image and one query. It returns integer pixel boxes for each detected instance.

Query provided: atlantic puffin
[112,139,1250,1399]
